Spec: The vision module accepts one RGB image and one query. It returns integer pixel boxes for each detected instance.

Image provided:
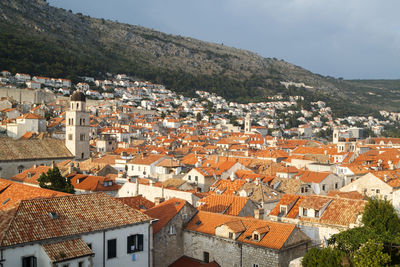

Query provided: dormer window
[315,210,320,218]
[253,233,259,241]
[302,208,308,216]
[280,205,287,215]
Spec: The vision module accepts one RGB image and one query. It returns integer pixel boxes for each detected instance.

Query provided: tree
[37,166,74,193]
[362,198,400,244]
[302,247,347,267]
[352,240,390,267]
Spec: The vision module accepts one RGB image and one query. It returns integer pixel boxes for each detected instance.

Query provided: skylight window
[48,212,59,219]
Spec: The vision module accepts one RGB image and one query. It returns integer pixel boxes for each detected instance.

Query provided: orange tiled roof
[115,196,155,211]
[11,166,52,185]
[42,238,93,262]
[144,198,187,234]
[0,193,152,247]
[298,171,331,184]
[186,211,302,250]
[197,195,251,216]
[68,174,121,192]
[0,178,69,211]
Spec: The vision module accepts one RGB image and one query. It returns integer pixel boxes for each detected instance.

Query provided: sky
[48,0,400,79]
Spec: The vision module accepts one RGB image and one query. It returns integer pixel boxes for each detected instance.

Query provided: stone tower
[333,127,339,144]
[245,113,251,133]
[65,91,90,160]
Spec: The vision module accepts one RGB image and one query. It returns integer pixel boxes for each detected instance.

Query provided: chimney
[154,197,165,205]
[254,208,265,220]
[33,163,38,169]
[51,161,55,169]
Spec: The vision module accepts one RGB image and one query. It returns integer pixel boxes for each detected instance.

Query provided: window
[169,225,175,235]
[78,262,84,267]
[315,210,320,218]
[195,176,198,182]
[127,234,144,253]
[303,208,307,216]
[253,264,259,267]
[68,134,73,140]
[203,252,210,263]
[253,233,259,241]
[322,184,326,191]
[107,239,117,259]
[81,153,84,159]
[22,256,37,267]
[376,189,380,194]
[132,166,134,171]
[80,118,82,125]
[335,182,338,189]
[280,205,287,215]
[80,134,85,141]
[18,166,24,173]
[229,232,234,239]
[188,175,191,180]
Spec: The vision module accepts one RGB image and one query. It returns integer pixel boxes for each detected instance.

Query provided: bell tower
[245,113,251,133]
[65,91,90,160]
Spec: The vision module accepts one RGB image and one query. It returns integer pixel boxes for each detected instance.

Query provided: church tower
[245,113,251,133]
[66,91,90,160]
[333,127,339,144]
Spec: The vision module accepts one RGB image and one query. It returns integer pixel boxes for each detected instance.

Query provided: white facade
[1,223,151,267]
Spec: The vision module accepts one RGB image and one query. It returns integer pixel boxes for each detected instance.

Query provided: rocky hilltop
[1,0,399,114]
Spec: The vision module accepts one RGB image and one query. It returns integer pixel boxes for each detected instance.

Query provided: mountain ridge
[1,0,399,115]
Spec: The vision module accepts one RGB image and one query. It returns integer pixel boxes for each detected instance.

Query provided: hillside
[0,0,399,115]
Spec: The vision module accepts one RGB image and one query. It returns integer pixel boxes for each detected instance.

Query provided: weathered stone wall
[242,245,279,267]
[0,158,72,179]
[183,231,242,267]
[153,204,197,267]
[278,243,309,267]
[183,230,301,267]
[0,87,55,103]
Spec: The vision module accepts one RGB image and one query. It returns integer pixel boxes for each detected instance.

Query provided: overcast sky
[48,0,400,79]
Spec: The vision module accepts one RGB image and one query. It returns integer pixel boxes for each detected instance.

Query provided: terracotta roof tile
[115,196,155,211]
[197,195,252,216]
[0,193,151,247]
[42,238,93,263]
[144,198,186,234]
[0,178,69,210]
[186,211,302,250]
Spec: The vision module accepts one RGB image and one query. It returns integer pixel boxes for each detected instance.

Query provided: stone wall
[0,87,55,104]
[0,158,72,179]
[242,245,279,267]
[153,203,197,267]
[183,230,303,267]
[183,230,242,267]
